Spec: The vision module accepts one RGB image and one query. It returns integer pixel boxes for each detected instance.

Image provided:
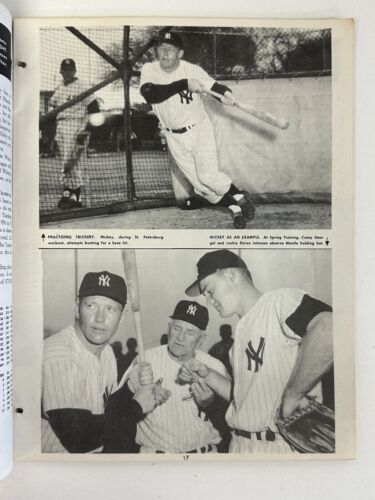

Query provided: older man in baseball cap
[42,271,169,454]
[131,299,230,453]
[180,250,334,454]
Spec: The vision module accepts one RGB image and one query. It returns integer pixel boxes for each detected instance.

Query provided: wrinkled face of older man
[168,319,205,362]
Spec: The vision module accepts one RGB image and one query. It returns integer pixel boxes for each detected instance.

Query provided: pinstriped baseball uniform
[50,79,95,189]
[227,288,324,454]
[140,60,232,203]
[41,326,118,453]
[136,345,227,453]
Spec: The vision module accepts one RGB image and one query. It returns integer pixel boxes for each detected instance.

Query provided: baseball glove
[276,397,335,453]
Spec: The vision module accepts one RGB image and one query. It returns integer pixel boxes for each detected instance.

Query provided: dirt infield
[41,203,331,230]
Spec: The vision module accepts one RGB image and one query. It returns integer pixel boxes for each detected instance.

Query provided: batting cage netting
[39,26,331,223]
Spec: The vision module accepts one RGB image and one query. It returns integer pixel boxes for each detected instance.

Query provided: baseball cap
[79,271,127,307]
[185,250,247,297]
[158,31,183,49]
[60,58,76,71]
[170,300,209,330]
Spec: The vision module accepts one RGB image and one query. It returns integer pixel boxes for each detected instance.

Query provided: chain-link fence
[39,26,331,223]
[164,27,331,80]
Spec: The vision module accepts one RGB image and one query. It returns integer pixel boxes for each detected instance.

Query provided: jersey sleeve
[140,62,157,86]
[49,89,59,109]
[42,357,90,413]
[190,63,216,89]
[202,352,230,378]
[84,91,97,107]
[278,289,332,341]
[210,357,229,378]
[77,81,96,107]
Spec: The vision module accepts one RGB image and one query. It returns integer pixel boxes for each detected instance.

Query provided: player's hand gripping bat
[121,249,145,360]
[205,89,289,130]
[120,250,171,406]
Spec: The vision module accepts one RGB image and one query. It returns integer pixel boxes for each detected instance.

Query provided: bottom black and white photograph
[41,248,334,456]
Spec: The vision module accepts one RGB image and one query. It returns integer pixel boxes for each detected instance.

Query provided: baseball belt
[166,124,196,134]
[155,444,214,453]
[231,428,277,442]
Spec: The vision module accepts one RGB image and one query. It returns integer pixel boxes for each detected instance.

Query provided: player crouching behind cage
[41,271,171,453]
[49,58,101,210]
[140,31,256,229]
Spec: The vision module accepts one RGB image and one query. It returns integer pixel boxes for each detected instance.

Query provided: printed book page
[12,16,354,462]
[0,2,12,481]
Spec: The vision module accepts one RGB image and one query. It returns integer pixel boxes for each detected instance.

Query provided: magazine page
[0,2,12,481]
[12,16,354,461]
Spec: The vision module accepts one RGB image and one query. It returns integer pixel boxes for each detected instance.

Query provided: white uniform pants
[166,116,232,204]
[139,444,217,454]
[229,432,294,454]
[56,118,87,189]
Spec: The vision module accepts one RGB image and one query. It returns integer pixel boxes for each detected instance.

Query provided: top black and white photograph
[39,24,332,230]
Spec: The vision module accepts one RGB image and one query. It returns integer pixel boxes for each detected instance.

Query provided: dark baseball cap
[79,271,127,308]
[170,300,209,330]
[60,58,76,71]
[158,31,183,49]
[185,250,247,297]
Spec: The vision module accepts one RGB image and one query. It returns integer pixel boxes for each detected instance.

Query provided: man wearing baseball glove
[181,250,334,454]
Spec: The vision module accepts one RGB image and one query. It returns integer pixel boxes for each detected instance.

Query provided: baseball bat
[206,89,289,130]
[121,249,145,361]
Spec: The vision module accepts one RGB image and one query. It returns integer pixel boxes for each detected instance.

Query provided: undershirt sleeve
[45,382,144,453]
[285,294,332,338]
[87,99,100,114]
[140,79,188,104]
[211,82,232,96]
[42,359,88,412]
[192,63,215,89]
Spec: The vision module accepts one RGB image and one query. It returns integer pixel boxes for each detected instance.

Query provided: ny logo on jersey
[186,304,197,316]
[98,274,110,287]
[179,90,193,104]
[245,337,265,372]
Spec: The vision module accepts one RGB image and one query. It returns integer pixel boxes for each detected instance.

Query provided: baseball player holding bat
[42,271,169,453]
[180,250,334,453]
[140,31,255,229]
[49,58,100,210]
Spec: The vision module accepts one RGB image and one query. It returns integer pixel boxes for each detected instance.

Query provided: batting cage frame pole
[66,27,122,71]
[40,26,173,126]
[122,26,136,203]
[40,69,121,125]
[40,25,180,223]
